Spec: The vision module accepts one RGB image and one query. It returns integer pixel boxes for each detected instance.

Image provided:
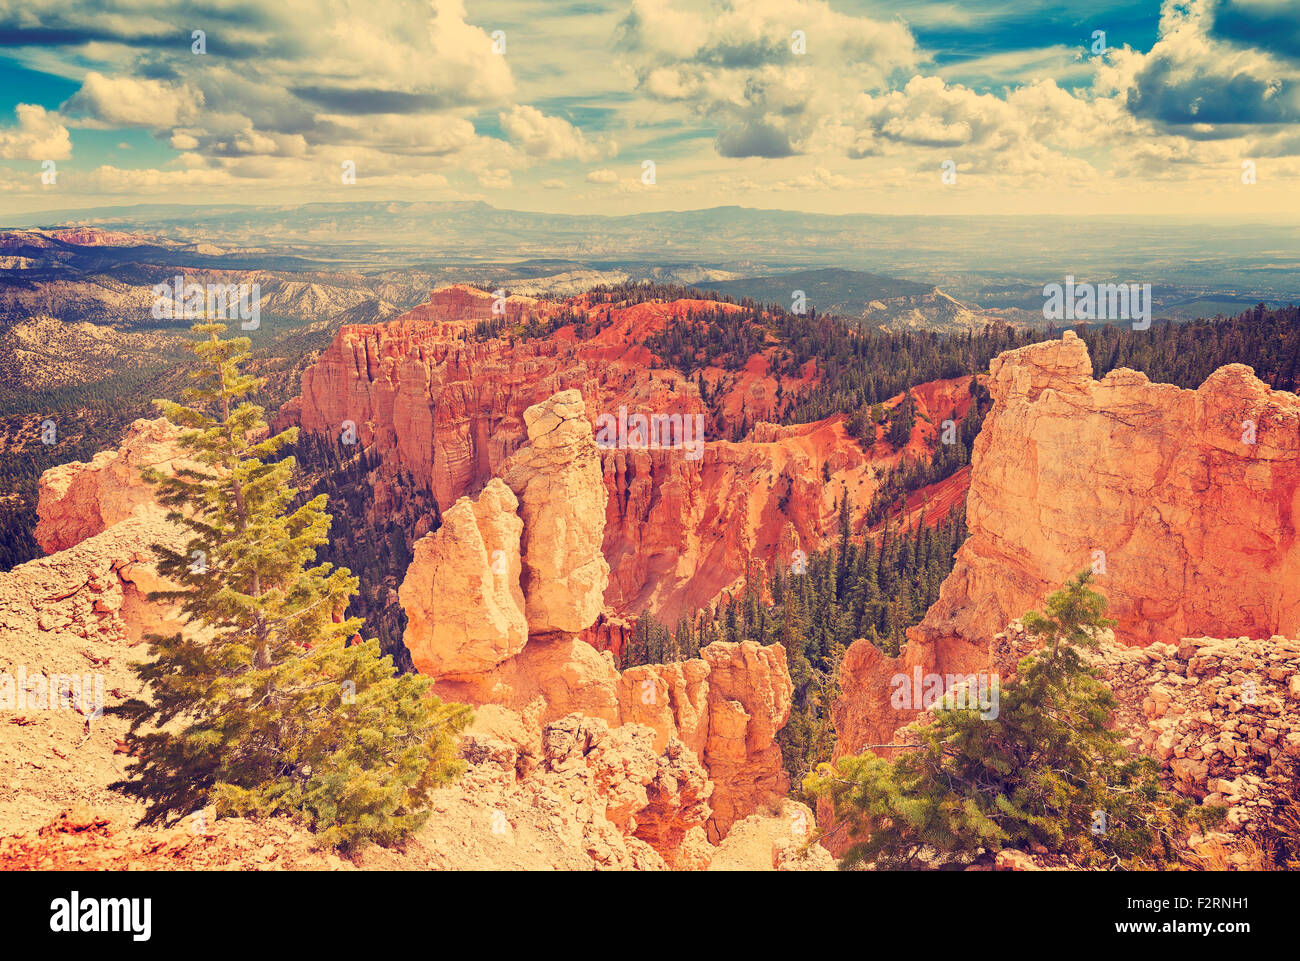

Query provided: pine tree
[806,570,1215,869]
[115,321,471,850]
[887,389,916,448]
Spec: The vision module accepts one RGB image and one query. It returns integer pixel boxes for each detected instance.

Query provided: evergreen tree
[115,322,471,850]
[887,390,916,448]
[806,570,1214,869]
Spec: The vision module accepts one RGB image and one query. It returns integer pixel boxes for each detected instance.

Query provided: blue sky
[0,0,1297,217]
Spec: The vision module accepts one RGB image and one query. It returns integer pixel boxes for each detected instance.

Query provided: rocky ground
[963,622,1300,870]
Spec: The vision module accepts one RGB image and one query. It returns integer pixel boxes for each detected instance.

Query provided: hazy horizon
[8,198,1300,227]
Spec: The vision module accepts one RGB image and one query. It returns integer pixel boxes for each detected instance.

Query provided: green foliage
[886,389,916,448]
[285,432,439,671]
[623,506,968,793]
[115,322,470,850]
[806,570,1214,869]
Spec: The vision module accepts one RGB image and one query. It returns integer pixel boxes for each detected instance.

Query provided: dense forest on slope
[5,290,1298,731]
[620,501,969,792]
[286,432,440,670]
[0,324,334,570]
[644,292,1300,425]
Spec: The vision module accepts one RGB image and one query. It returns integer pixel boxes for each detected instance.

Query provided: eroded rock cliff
[35,418,191,554]
[831,330,1300,761]
[398,390,799,844]
[284,289,984,622]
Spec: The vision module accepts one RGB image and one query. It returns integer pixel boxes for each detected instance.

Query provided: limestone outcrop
[913,330,1300,659]
[618,659,711,757]
[398,478,527,676]
[501,389,609,634]
[699,640,795,841]
[833,332,1300,762]
[35,418,190,553]
[540,714,713,869]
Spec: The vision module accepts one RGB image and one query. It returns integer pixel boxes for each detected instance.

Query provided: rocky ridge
[832,331,1300,757]
[398,390,800,846]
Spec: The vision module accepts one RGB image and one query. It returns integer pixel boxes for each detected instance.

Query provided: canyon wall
[284,286,977,622]
[832,330,1300,757]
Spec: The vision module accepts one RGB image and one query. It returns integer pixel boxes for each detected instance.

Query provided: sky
[0,0,1299,218]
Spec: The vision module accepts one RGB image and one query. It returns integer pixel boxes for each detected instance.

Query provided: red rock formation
[618,658,712,757]
[579,609,636,662]
[601,415,881,619]
[278,289,710,512]
[431,633,624,736]
[35,418,191,554]
[831,331,1300,763]
[394,390,799,841]
[282,287,981,623]
[398,478,527,676]
[541,713,712,869]
[699,640,794,841]
[918,331,1300,656]
[429,634,793,843]
[501,389,609,634]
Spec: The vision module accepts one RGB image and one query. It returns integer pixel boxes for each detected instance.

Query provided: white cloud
[618,0,922,157]
[477,168,512,189]
[499,105,615,162]
[64,72,203,128]
[0,104,72,160]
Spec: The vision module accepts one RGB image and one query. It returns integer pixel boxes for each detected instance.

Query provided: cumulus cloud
[499,105,615,162]
[19,0,530,194]
[0,104,72,160]
[1211,0,1300,64]
[617,0,921,158]
[82,164,236,192]
[63,72,203,128]
[477,168,512,189]
[7,0,1300,207]
[716,120,795,158]
[1102,0,1300,127]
